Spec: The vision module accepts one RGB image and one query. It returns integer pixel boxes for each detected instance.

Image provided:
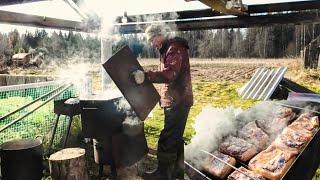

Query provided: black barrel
[0,139,43,180]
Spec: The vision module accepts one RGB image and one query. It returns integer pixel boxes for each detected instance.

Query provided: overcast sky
[0,0,309,33]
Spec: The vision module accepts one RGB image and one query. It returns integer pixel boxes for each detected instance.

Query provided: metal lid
[1,139,42,151]
[103,46,160,120]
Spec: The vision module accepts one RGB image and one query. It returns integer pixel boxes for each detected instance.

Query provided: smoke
[185,106,242,169]
[54,62,92,95]
[185,100,320,172]
[115,98,143,136]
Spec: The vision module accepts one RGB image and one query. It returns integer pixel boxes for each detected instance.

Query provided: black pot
[0,139,43,180]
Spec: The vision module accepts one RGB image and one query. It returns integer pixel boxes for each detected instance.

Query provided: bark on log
[49,148,88,180]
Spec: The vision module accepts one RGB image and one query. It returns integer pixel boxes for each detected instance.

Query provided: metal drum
[0,139,43,180]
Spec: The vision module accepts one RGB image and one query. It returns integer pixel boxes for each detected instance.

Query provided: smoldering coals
[185,106,242,169]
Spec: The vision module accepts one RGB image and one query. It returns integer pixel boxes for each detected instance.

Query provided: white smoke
[185,106,243,169]
[115,97,143,136]
[55,62,92,96]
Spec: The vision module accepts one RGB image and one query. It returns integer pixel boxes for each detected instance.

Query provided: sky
[0,0,310,33]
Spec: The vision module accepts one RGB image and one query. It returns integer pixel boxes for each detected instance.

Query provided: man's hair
[145,24,168,42]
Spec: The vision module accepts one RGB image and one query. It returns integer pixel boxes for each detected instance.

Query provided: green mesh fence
[0,81,78,150]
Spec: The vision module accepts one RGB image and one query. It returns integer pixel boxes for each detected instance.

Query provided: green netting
[0,82,78,151]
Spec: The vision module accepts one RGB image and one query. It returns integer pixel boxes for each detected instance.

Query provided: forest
[0,23,319,66]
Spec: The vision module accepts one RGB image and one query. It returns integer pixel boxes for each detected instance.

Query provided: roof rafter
[0,9,86,31]
[0,0,47,6]
[115,11,320,34]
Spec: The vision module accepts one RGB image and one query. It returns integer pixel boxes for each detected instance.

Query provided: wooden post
[49,148,89,180]
[303,45,310,68]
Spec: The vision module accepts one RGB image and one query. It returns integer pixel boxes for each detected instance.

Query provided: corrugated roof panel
[239,67,287,100]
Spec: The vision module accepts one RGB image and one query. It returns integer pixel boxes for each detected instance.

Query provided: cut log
[49,148,88,180]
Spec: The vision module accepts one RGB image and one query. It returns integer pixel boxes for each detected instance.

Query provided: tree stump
[49,148,88,180]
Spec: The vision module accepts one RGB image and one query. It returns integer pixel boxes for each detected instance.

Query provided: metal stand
[93,138,118,179]
[109,140,117,179]
[48,98,81,152]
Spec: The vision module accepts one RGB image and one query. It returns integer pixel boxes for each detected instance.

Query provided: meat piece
[219,136,258,162]
[201,151,236,178]
[248,145,298,180]
[227,166,266,180]
[256,107,295,135]
[289,113,319,133]
[256,115,293,135]
[238,121,269,151]
[273,126,312,152]
[274,107,293,118]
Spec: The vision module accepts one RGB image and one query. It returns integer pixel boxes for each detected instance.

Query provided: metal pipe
[273,102,320,115]
[0,84,65,121]
[0,84,72,133]
[236,159,250,169]
[200,149,256,180]
[184,161,212,180]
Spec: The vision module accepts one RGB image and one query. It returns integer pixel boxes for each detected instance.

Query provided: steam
[55,62,92,95]
[185,106,242,169]
[115,98,143,137]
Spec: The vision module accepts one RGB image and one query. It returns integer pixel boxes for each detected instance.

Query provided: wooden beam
[198,0,247,16]
[118,1,320,23]
[0,0,47,6]
[248,0,320,14]
[0,9,87,32]
[115,11,320,34]
[115,9,224,23]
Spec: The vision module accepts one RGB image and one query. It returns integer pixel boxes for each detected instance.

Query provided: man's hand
[131,70,145,84]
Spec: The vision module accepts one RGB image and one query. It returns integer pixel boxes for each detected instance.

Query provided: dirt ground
[140,58,305,82]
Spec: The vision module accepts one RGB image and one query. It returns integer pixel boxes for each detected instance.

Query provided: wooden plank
[116,11,320,34]
[198,0,247,16]
[120,1,320,23]
[0,0,46,6]
[0,9,86,32]
[116,8,224,23]
[248,0,320,14]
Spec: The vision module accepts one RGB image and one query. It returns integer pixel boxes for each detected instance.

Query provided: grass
[144,80,258,148]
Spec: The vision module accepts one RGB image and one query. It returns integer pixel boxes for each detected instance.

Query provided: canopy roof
[0,0,318,33]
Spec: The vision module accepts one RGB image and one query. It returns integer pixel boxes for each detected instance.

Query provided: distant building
[12,53,31,66]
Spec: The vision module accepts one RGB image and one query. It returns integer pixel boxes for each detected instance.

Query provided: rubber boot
[142,153,176,180]
[172,144,184,179]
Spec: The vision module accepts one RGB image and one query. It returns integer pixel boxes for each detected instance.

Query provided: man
[132,24,193,180]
